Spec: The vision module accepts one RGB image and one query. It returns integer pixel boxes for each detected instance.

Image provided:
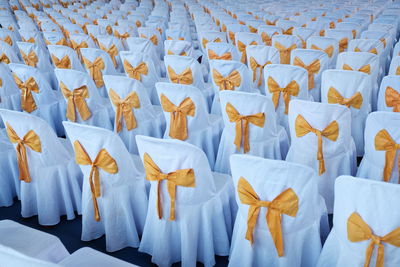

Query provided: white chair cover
[317,175,400,267]
[0,63,21,111]
[234,32,262,64]
[357,111,400,183]
[215,91,289,174]
[321,70,372,156]
[0,244,59,267]
[0,40,21,64]
[0,110,82,225]
[103,75,165,154]
[205,42,241,62]
[229,155,327,267]
[96,35,125,72]
[388,56,400,76]
[156,82,221,168]
[136,135,236,267]
[286,100,357,213]
[271,35,302,65]
[325,29,353,53]
[63,121,148,252]
[257,25,282,46]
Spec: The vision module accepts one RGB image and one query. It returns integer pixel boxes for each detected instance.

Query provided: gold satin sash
[249,57,271,87]
[327,87,363,109]
[385,86,400,112]
[6,123,41,183]
[167,66,193,85]
[375,129,400,183]
[208,49,232,60]
[21,50,38,67]
[74,141,118,221]
[13,75,39,113]
[60,82,92,122]
[70,40,88,60]
[228,31,236,45]
[226,103,265,153]
[51,54,71,69]
[267,76,299,114]
[160,94,195,141]
[295,114,339,175]
[237,40,257,63]
[293,57,320,89]
[3,35,12,46]
[354,47,378,55]
[274,42,297,64]
[339,37,348,52]
[347,212,400,267]
[212,69,241,90]
[238,177,298,256]
[343,63,371,75]
[261,32,276,46]
[123,60,148,81]
[114,30,130,40]
[140,34,158,46]
[282,27,294,35]
[143,152,195,220]
[109,89,140,132]
[82,56,105,88]
[0,53,10,64]
[99,43,118,67]
[22,37,35,43]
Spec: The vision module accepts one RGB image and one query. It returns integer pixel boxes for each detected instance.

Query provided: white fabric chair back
[164,40,194,58]
[47,45,85,71]
[388,56,400,76]
[257,25,282,46]
[205,42,241,62]
[246,45,279,89]
[271,35,302,64]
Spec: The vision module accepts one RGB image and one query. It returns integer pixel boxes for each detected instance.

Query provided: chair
[163,39,195,58]
[271,35,301,64]
[138,26,163,58]
[103,75,165,154]
[229,155,327,267]
[307,36,339,68]
[286,100,357,213]
[377,75,400,112]
[156,82,222,168]
[321,70,372,156]
[47,45,85,71]
[357,111,400,183]
[54,68,113,130]
[290,48,329,102]
[263,64,309,134]
[215,91,289,174]
[317,175,400,267]
[136,135,236,267]
[0,110,82,225]
[0,28,20,54]
[292,27,315,49]
[63,121,148,252]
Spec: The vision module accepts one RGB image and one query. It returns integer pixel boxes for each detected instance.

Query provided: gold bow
[167,50,187,56]
[51,54,71,69]
[295,114,339,175]
[109,89,140,132]
[274,42,297,64]
[385,87,400,112]
[226,103,265,153]
[343,63,371,75]
[13,75,39,113]
[167,66,193,85]
[160,94,195,141]
[339,38,348,52]
[327,87,363,109]
[212,69,241,90]
[70,40,88,60]
[282,27,294,35]
[143,153,195,220]
[140,34,158,46]
[208,49,232,60]
[228,31,236,45]
[3,35,12,46]
[82,56,105,88]
[221,24,227,32]
[375,129,400,183]
[311,44,333,58]
[238,177,298,256]
[114,30,130,40]
[261,32,276,46]
[6,123,42,183]
[248,25,258,33]
[20,50,38,68]
[74,140,118,221]
[319,30,325,36]
[293,57,320,89]
[0,53,10,64]
[347,212,400,267]
[354,47,378,55]
[123,60,148,81]
[202,37,221,48]
[249,57,271,87]
[237,40,257,63]
[22,37,35,43]
[46,38,69,46]
[99,43,118,67]
[60,82,92,122]
[267,76,299,114]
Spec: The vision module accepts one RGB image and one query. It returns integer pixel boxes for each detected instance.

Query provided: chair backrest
[377,75,400,112]
[137,26,163,56]
[388,56,400,76]
[198,30,227,52]
[276,19,298,34]
[335,22,362,39]
[332,175,400,266]
[205,42,241,62]
[0,63,20,107]
[136,135,217,204]
[164,55,206,90]
[325,29,353,52]
[80,47,118,79]
[271,35,302,64]
[125,37,161,74]
[17,41,52,72]
[0,40,20,64]
[63,121,143,186]
[292,27,315,49]
[257,25,282,46]
[0,28,19,54]
[306,36,339,67]
[47,45,85,71]
[163,40,194,58]
[226,23,248,45]
[43,32,69,46]
[235,32,262,64]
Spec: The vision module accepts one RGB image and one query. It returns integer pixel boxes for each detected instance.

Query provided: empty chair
[63,122,148,252]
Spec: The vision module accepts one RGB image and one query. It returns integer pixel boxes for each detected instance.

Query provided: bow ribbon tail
[66,97,77,122]
[16,143,31,182]
[89,166,101,221]
[170,111,188,140]
[267,208,284,257]
[245,205,260,244]
[167,181,177,220]
[75,96,92,121]
[383,149,396,182]
[308,73,315,89]
[283,92,291,115]
[234,119,243,152]
[258,66,263,87]
[243,119,250,153]
[114,105,123,132]
[316,132,325,175]
[123,108,136,131]
[157,180,163,219]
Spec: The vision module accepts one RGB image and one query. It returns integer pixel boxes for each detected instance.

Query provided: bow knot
[212,69,241,90]
[114,30,130,40]
[60,82,92,122]
[160,94,195,140]
[82,56,105,88]
[109,89,140,132]
[311,44,333,58]
[74,141,118,221]
[375,129,400,183]
[21,50,38,67]
[143,153,195,220]
[167,66,193,85]
[123,60,148,81]
[249,57,271,87]
[226,103,265,153]
[238,177,298,256]
[295,114,339,175]
[343,63,371,75]
[6,123,42,183]
[51,54,71,69]
[327,87,363,109]
[293,57,320,89]
[274,42,297,64]
[70,40,88,60]
[140,34,158,46]
[13,75,39,113]
[267,77,299,114]
[385,87,400,112]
